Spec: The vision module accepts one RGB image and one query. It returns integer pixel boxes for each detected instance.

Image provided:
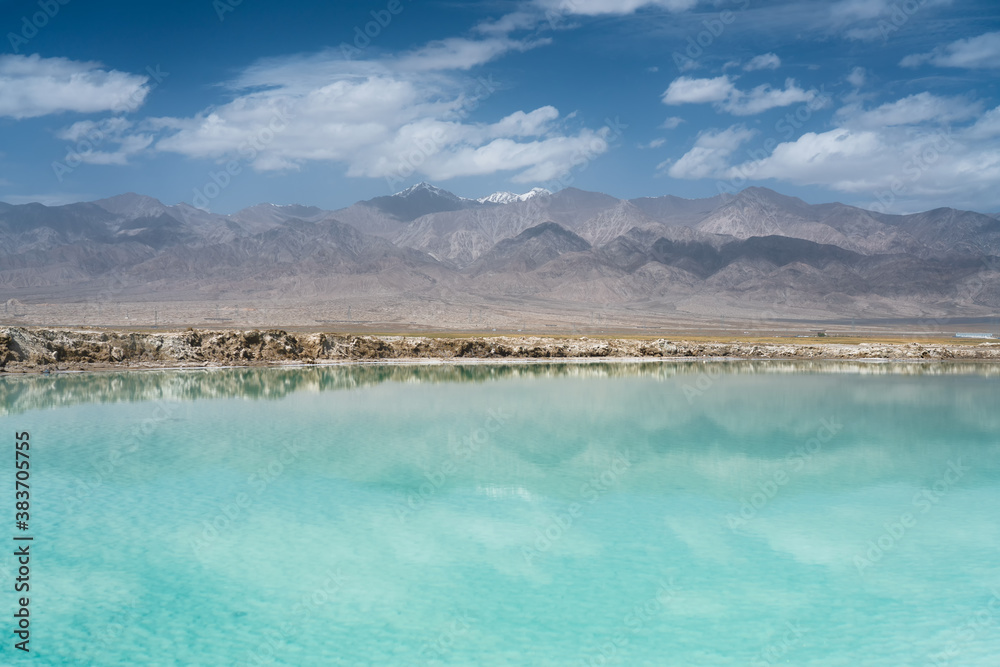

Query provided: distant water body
[2,361,999,665]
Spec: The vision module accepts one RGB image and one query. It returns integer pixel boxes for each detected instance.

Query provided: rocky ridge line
[2,327,1000,372]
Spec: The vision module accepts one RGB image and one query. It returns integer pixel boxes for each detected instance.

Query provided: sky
[0,0,998,214]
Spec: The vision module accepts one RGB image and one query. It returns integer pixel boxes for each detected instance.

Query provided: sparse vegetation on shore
[3,327,1000,373]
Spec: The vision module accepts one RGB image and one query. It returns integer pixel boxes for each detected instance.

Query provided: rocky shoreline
[2,326,1000,373]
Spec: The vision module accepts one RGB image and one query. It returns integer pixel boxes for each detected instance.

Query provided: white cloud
[662,76,734,104]
[489,107,560,137]
[661,116,685,129]
[0,54,149,119]
[831,0,953,40]
[968,105,1000,140]
[666,125,756,179]
[829,0,892,23]
[660,89,1000,211]
[474,11,544,36]
[663,75,816,115]
[156,76,437,170]
[55,117,153,166]
[419,129,610,183]
[639,138,666,149]
[839,92,981,129]
[721,123,1000,210]
[677,58,701,73]
[744,53,781,71]
[901,31,1000,69]
[57,117,131,142]
[725,128,883,187]
[229,37,546,97]
[152,37,607,185]
[847,66,866,88]
[398,36,550,72]
[228,33,545,94]
[726,79,815,115]
[535,0,699,16]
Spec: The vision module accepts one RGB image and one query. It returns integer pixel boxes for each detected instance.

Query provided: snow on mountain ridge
[392,182,470,201]
[387,182,552,205]
[478,188,551,204]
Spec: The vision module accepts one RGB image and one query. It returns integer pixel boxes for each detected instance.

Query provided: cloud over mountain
[0,55,149,119]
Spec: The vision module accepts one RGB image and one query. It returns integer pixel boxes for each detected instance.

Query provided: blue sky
[1,0,998,213]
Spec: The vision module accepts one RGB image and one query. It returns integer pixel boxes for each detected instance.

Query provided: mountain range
[1,183,998,330]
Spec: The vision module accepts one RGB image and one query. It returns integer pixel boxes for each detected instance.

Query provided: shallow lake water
[2,361,999,665]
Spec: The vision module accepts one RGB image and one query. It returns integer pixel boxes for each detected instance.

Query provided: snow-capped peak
[392,182,466,200]
[477,187,551,204]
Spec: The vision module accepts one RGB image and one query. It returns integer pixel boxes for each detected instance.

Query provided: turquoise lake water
[1,361,999,665]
